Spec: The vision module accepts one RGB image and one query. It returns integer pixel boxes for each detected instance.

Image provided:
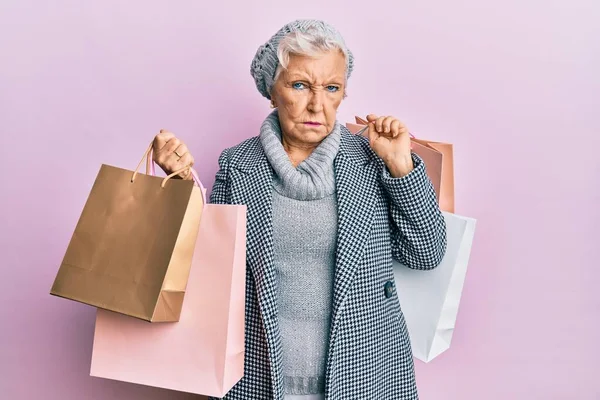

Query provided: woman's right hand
[152,129,195,180]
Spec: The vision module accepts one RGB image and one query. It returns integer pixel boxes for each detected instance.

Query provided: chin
[285,124,331,144]
[302,130,330,143]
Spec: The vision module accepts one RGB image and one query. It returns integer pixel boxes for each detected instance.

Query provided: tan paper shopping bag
[50,142,205,322]
[346,116,454,212]
[90,203,247,397]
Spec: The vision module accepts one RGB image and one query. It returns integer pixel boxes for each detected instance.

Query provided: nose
[307,89,324,113]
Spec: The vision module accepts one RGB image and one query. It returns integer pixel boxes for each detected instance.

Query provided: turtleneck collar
[259,110,340,201]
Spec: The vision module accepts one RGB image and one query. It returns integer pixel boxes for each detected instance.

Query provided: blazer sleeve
[381,153,447,269]
[209,148,231,205]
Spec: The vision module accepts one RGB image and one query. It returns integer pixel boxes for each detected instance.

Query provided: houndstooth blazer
[209,127,447,400]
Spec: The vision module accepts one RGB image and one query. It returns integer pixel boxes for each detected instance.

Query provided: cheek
[274,88,300,111]
[325,92,343,109]
[324,96,343,118]
[278,100,301,129]
[283,96,306,117]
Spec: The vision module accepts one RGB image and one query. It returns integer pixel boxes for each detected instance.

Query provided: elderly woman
[153,19,447,400]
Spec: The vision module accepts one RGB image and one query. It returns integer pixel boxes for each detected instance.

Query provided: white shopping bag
[394,211,476,362]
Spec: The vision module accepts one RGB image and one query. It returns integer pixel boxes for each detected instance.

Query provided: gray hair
[250,20,354,100]
[274,25,352,86]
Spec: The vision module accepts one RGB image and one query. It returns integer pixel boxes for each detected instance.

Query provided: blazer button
[384,281,395,298]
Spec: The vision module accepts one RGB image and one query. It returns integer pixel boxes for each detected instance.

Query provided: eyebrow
[286,73,344,84]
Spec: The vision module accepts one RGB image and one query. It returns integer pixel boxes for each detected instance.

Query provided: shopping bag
[346,116,455,212]
[50,142,206,322]
[90,203,247,397]
[393,211,476,362]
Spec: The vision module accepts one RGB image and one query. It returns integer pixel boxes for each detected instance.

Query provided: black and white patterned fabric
[209,127,447,400]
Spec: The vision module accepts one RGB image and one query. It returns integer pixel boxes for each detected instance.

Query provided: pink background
[1,1,598,399]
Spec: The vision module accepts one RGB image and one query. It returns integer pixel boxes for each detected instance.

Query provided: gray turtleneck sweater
[259,112,340,399]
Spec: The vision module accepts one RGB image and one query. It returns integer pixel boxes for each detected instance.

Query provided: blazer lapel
[229,141,278,323]
[229,139,286,398]
[330,133,381,338]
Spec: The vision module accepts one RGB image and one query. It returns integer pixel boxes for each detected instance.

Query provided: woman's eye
[326,85,340,92]
[292,82,306,90]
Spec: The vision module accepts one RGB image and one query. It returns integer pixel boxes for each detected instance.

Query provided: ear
[269,86,279,108]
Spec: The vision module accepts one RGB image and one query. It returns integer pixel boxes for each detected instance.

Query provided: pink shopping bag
[90,203,247,397]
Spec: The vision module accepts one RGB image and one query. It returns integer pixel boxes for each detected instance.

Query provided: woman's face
[271,50,346,147]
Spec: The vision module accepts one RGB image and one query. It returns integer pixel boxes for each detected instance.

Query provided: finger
[375,116,386,133]
[162,153,193,177]
[155,140,181,169]
[176,154,195,179]
[390,119,401,137]
[161,137,181,155]
[366,114,378,123]
[398,123,409,138]
[154,130,176,150]
[368,122,377,147]
[174,143,189,158]
[382,116,395,134]
[177,152,194,167]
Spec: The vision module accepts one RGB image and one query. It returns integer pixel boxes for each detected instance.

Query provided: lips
[304,122,322,126]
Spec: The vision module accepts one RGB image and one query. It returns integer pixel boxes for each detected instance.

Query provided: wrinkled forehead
[282,51,347,83]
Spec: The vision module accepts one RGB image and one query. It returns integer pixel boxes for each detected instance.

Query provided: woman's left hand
[366,114,414,178]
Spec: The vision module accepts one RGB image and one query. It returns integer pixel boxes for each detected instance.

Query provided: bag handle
[131,141,208,204]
